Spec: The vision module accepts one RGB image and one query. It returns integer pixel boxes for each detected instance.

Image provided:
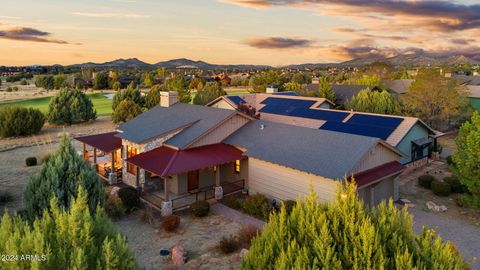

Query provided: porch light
[235,160,241,173]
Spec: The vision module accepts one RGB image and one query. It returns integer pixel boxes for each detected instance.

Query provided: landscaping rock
[172,245,187,266]
[438,205,448,212]
[110,186,120,196]
[240,248,249,258]
[426,201,440,212]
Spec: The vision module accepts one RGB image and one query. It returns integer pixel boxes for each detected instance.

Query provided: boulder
[426,201,440,212]
[110,186,120,196]
[172,245,187,266]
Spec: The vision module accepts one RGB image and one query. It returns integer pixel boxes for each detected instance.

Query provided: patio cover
[351,161,405,188]
[126,143,244,177]
[75,132,122,153]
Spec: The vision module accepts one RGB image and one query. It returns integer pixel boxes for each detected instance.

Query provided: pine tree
[316,77,336,102]
[242,182,468,269]
[47,88,97,125]
[0,187,138,270]
[24,134,105,220]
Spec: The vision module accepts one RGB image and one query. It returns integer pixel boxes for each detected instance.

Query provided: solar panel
[227,96,246,105]
[347,114,404,128]
[272,91,299,96]
[261,97,316,108]
[319,122,395,140]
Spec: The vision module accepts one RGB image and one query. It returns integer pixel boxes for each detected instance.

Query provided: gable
[352,143,401,174]
[208,98,237,110]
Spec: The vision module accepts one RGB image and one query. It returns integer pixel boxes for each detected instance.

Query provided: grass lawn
[225,89,253,95]
[0,93,113,116]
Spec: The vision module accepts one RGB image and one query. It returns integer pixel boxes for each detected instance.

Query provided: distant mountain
[70,58,153,68]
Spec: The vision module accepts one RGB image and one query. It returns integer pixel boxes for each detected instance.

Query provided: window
[127,146,138,175]
[411,143,425,162]
[234,160,241,173]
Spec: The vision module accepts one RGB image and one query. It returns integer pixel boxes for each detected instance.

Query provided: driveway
[410,207,480,269]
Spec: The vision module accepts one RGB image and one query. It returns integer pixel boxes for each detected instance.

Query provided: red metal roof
[75,132,122,153]
[351,161,405,188]
[126,143,244,177]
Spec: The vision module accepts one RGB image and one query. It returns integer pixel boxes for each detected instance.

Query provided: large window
[127,146,138,175]
[234,160,241,174]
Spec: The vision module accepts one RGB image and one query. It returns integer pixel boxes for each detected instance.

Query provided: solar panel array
[272,91,299,96]
[258,97,404,140]
[227,96,246,105]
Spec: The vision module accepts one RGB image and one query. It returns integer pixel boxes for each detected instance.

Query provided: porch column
[163,177,169,201]
[82,143,86,160]
[214,166,223,200]
[93,148,97,164]
[161,177,173,216]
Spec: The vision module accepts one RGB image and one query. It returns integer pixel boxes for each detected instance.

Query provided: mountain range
[67,54,479,70]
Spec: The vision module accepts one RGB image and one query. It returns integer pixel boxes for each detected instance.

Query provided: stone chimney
[160,91,179,107]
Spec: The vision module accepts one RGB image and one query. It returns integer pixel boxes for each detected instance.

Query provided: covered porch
[75,132,123,184]
[125,143,247,214]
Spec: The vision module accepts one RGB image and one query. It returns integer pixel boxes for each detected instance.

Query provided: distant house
[208,94,441,165]
[452,75,480,86]
[212,72,231,85]
[382,79,414,95]
[302,83,380,106]
[467,85,480,110]
[76,91,407,215]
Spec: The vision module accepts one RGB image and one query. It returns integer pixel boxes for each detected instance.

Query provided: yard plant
[25,157,38,167]
[0,106,44,138]
[418,174,435,189]
[431,180,452,196]
[190,200,210,217]
[118,186,141,211]
[242,193,272,220]
[241,182,468,269]
[161,215,180,232]
[47,88,96,125]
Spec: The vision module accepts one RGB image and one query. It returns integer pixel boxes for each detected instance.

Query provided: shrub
[0,190,13,204]
[112,88,144,111]
[47,88,96,125]
[225,196,243,210]
[446,155,454,166]
[12,86,18,91]
[444,176,465,193]
[105,195,126,219]
[242,193,272,220]
[25,157,37,167]
[282,200,296,214]
[118,186,140,211]
[237,225,260,248]
[190,200,210,217]
[431,180,452,196]
[217,236,240,254]
[139,205,155,224]
[161,215,180,232]
[418,175,435,189]
[5,87,12,92]
[0,106,45,138]
[457,194,480,209]
[112,99,143,124]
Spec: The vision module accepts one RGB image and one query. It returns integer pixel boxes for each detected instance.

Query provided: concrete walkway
[409,207,480,269]
[398,160,447,186]
[210,202,266,229]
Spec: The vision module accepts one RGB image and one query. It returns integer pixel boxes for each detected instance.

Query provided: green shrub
[25,157,37,167]
[0,106,45,138]
[161,215,180,232]
[225,196,243,210]
[190,200,210,217]
[0,190,13,204]
[237,225,260,248]
[105,195,126,219]
[112,99,143,124]
[12,86,18,91]
[282,200,296,214]
[446,155,454,166]
[118,186,140,211]
[242,193,272,220]
[444,176,465,193]
[418,175,435,189]
[217,236,240,254]
[112,88,144,111]
[5,87,12,92]
[457,194,480,209]
[47,88,96,125]
[431,180,452,196]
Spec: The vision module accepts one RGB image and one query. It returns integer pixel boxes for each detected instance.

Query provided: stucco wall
[209,99,236,110]
[396,123,430,164]
[353,143,399,173]
[470,97,480,111]
[189,114,250,148]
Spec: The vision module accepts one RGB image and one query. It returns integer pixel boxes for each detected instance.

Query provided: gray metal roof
[117,103,235,147]
[382,79,414,94]
[224,120,380,179]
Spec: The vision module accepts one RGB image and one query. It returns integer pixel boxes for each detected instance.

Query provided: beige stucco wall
[357,176,396,207]
[189,114,250,148]
[352,143,400,174]
[259,113,326,129]
[209,99,236,110]
[247,158,339,203]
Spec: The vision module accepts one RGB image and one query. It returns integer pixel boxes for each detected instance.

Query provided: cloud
[223,0,480,32]
[245,36,313,49]
[72,12,151,19]
[0,26,78,44]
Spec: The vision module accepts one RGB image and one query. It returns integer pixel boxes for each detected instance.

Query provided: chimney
[160,91,178,107]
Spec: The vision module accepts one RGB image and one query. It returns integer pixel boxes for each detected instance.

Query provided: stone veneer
[121,130,181,188]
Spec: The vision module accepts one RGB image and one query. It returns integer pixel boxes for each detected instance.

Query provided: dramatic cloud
[224,0,480,32]
[0,26,76,44]
[245,36,313,49]
[72,12,151,19]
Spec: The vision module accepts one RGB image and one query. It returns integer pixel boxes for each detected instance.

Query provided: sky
[1,0,480,66]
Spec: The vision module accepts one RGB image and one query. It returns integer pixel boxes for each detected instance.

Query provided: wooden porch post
[163,177,169,201]
[111,151,115,168]
[82,143,86,160]
[93,148,97,164]
[215,166,220,186]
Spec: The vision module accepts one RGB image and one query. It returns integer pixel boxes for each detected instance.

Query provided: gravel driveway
[410,208,480,269]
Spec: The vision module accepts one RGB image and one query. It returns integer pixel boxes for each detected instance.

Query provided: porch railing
[221,179,245,196]
[171,185,216,210]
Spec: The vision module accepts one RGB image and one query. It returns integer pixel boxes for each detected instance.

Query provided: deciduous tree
[93,72,108,90]
[347,89,400,114]
[193,82,225,105]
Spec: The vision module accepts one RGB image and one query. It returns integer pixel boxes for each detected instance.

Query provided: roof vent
[260,124,265,130]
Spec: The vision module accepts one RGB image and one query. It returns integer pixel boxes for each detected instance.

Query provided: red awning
[75,132,122,153]
[126,143,244,177]
[351,161,405,188]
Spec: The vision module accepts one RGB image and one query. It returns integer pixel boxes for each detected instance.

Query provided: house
[382,79,414,95]
[467,85,480,110]
[76,91,408,215]
[302,83,380,106]
[208,94,441,165]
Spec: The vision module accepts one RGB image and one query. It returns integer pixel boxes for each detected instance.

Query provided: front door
[188,170,199,191]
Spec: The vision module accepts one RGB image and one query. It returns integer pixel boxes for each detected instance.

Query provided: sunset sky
[1,0,480,66]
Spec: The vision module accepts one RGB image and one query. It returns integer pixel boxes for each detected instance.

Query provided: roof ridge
[162,150,179,177]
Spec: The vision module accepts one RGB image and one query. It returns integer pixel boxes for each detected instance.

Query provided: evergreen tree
[193,82,225,105]
[166,75,191,103]
[112,100,143,123]
[1,187,137,270]
[453,111,480,204]
[0,106,45,138]
[93,73,108,90]
[144,85,167,109]
[316,77,336,102]
[346,89,400,115]
[112,88,144,111]
[242,182,468,269]
[24,134,105,220]
[47,88,96,125]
